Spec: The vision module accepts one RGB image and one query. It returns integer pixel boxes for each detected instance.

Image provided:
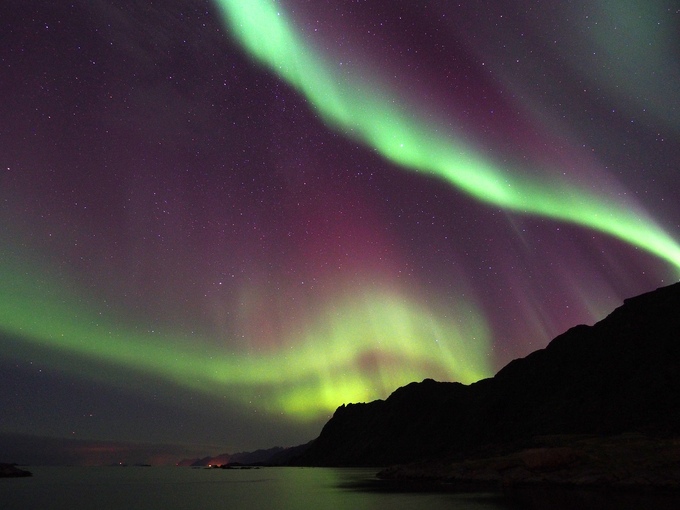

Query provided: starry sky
[2,0,679,463]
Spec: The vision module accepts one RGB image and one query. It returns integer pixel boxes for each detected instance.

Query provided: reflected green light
[212,0,680,273]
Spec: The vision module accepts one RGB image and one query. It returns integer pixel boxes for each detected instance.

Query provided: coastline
[375,434,680,507]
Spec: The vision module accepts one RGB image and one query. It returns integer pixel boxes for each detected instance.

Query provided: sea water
[0,466,512,510]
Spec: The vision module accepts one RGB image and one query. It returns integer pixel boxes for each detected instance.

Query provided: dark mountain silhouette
[292,282,680,467]
[266,440,313,465]
[177,445,305,467]
[230,447,285,465]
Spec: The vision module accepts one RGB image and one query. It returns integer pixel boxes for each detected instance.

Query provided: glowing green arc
[212,0,680,271]
[1,253,490,420]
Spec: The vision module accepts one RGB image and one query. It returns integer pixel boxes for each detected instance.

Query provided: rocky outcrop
[293,282,680,467]
[372,434,680,509]
[0,463,32,478]
[377,434,680,489]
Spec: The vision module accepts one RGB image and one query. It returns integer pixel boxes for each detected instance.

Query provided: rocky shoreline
[378,434,680,488]
[375,434,680,508]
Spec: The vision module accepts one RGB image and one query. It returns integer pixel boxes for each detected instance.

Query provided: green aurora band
[3,1,680,426]
[1,250,491,420]
[211,0,680,273]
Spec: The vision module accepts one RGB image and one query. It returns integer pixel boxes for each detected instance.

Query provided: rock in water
[0,463,32,477]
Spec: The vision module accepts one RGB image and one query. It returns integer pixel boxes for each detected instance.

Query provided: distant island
[0,463,32,478]
[284,282,680,497]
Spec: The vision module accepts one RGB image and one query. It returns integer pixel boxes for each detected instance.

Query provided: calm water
[0,466,512,510]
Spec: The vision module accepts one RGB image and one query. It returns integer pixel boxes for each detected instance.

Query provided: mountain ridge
[292,282,680,466]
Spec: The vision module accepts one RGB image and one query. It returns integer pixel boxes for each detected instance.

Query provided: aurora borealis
[2,0,679,461]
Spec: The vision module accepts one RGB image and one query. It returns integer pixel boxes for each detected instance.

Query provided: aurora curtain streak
[2,0,678,447]
[211,0,680,273]
[1,249,491,420]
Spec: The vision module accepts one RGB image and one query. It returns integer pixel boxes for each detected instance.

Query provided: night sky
[2,0,679,464]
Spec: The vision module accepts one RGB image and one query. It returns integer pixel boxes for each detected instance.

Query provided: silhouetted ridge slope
[294,282,680,466]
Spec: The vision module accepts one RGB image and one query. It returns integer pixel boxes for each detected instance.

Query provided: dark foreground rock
[0,463,32,478]
[375,434,680,508]
[378,434,680,489]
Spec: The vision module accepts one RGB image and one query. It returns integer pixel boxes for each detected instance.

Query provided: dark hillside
[294,282,680,466]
